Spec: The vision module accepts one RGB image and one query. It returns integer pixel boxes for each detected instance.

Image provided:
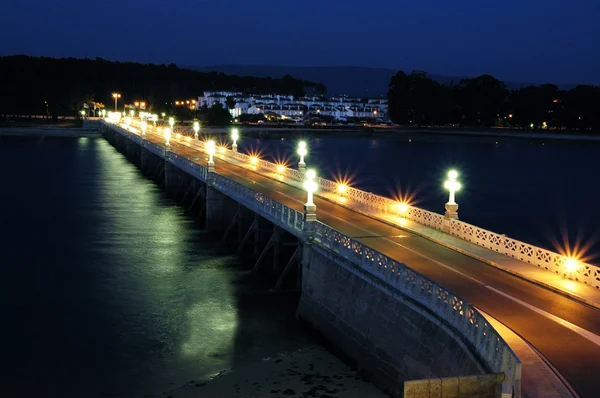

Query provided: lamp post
[193,121,200,140]
[112,93,121,111]
[141,121,147,136]
[303,169,318,221]
[443,170,461,220]
[297,141,307,172]
[164,127,171,146]
[232,128,239,152]
[206,140,216,172]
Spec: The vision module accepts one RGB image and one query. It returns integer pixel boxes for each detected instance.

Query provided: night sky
[2,0,599,84]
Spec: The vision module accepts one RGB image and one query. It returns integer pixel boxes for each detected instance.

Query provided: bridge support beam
[252,227,281,273]
[273,245,300,290]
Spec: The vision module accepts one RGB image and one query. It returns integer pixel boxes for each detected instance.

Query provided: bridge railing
[312,221,521,395]
[448,219,598,287]
[211,172,305,237]
[221,147,598,289]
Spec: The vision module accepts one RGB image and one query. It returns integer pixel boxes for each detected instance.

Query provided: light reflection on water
[0,136,308,398]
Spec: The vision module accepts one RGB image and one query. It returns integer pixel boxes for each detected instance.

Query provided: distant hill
[186,65,552,97]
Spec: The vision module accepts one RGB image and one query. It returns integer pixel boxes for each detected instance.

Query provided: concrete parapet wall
[404,373,504,398]
[297,246,486,397]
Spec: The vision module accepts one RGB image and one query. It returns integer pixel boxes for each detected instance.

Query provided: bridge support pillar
[205,181,224,232]
[125,141,140,165]
[164,158,180,197]
[141,147,153,173]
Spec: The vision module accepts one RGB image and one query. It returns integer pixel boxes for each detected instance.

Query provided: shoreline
[158,346,389,398]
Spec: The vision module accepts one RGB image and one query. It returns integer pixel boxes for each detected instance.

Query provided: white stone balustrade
[312,221,521,396]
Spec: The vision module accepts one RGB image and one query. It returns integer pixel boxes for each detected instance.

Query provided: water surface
[0,136,309,397]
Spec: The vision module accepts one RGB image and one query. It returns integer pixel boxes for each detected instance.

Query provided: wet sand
[160,347,389,398]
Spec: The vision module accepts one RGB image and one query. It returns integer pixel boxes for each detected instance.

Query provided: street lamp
[141,121,147,136]
[164,128,171,146]
[112,93,121,111]
[303,169,318,221]
[80,110,85,118]
[232,128,239,152]
[193,121,200,140]
[444,170,461,219]
[297,141,307,172]
[207,140,216,172]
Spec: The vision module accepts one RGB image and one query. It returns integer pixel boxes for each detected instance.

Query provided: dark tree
[0,55,327,118]
[455,75,509,127]
[199,103,231,126]
[225,96,237,110]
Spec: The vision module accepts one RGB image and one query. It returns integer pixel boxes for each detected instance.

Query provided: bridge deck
[137,126,598,397]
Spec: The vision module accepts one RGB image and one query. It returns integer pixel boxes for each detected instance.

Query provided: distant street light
[297,141,307,172]
[112,93,121,111]
[152,114,158,126]
[129,109,135,117]
[80,110,85,118]
[193,121,200,140]
[444,170,461,219]
[232,128,239,152]
[169,117,175,129]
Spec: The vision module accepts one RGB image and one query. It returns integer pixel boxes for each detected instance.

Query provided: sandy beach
[158,347,388,398]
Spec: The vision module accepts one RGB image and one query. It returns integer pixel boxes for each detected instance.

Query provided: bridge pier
[164,157,182,197]
[125,141,141,167]
[140,147,155,174]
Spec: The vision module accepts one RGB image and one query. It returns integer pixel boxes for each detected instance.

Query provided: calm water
[249,133,600,264]
[0,136,310,398]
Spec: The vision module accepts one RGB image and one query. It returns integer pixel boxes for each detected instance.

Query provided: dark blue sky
[2,0,599,84]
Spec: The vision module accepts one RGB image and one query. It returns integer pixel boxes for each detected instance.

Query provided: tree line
[0,55,327,118]
[387,70,600,131]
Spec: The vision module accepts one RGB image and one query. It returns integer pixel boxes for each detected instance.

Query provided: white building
[196,90,388,121]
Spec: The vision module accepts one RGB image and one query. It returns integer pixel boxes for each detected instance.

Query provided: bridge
[92,115,600,398]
